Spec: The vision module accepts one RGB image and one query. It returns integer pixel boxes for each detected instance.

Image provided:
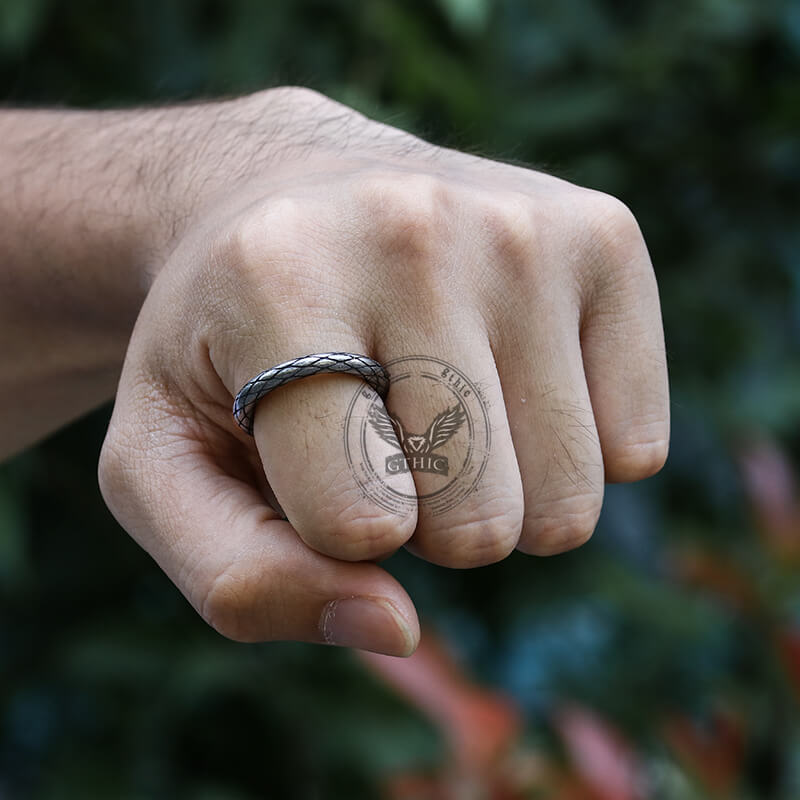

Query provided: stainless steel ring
[232,352,390,435]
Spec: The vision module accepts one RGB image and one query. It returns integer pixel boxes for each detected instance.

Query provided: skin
[0,87,669,657]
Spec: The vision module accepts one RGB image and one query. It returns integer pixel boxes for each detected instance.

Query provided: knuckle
[210,198,339,340]
[97,404,197,526]
[587,191,640,236]
[200,564,273,643]
[360,172,450,264]
[225,197,307,290]
[318,504,416,561]
[521,491,603,556]
[470,192,554,327]
[97,436,122,496]
[580,191,646,267]
[483,192,539,266]
[97,431,132,518]
[422,498,524,568]
[305,470,417,560]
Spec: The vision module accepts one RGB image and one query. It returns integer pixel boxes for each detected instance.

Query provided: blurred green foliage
[0,0,799,797]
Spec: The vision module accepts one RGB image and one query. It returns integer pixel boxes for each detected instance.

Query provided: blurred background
[0,0,798,797]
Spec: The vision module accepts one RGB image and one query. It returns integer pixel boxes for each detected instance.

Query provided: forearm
[0,107,165,455]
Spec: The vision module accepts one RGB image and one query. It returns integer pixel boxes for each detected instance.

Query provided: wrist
[142,87,368,280]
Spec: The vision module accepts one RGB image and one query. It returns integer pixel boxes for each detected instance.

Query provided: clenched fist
[92,88,669,656]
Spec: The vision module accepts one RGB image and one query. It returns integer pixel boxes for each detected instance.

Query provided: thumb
[98,426,419,657]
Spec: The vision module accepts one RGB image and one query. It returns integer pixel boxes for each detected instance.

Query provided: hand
[98,88,669,657]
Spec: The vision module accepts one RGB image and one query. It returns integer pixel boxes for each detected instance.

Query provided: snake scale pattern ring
[233,352,390,435]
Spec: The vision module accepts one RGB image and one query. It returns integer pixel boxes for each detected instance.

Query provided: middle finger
[367,309,525,568]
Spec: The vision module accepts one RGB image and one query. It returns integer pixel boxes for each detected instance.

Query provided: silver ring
[233,352,390,435]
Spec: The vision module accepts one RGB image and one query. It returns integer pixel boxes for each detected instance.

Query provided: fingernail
[320,596,415,657]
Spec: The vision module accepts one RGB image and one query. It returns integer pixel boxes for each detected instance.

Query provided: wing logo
[344,356,491,515]
[368,402,466,476]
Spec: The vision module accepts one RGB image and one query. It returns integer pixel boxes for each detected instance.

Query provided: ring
[233,352,390,435]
